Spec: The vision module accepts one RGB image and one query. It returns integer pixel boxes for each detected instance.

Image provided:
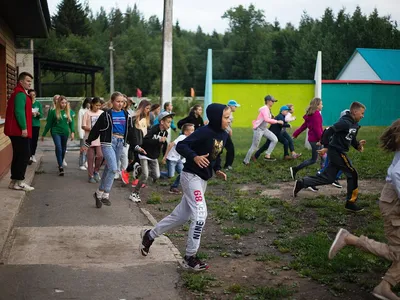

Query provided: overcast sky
[47,0,400,33]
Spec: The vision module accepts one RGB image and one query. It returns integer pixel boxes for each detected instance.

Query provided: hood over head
[206,103,228,131]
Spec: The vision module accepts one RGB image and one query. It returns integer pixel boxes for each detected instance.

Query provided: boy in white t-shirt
[161,123,195,194]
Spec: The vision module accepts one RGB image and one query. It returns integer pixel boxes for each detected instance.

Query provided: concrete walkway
[0,145,183,300]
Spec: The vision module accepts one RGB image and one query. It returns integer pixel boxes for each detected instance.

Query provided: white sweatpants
[150,171,208,257]
[244,127,278,163]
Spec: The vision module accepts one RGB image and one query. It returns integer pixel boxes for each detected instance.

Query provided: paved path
[0,150,183,300]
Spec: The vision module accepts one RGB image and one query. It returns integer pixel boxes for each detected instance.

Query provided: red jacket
[4,83,32,138]
[293,111,323,142]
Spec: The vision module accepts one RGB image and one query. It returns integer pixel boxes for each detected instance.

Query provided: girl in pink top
[290,98,323,183]
[82,97,104,183]
[243,95,282,164]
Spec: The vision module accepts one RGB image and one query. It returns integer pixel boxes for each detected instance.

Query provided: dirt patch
[138,179,385,299]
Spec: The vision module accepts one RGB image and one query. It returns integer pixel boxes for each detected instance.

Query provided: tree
[52,0,91,36]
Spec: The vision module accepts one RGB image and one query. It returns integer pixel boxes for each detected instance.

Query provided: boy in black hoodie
[139,103,230,271]
[293,102,367,212]
[129,111,175,203]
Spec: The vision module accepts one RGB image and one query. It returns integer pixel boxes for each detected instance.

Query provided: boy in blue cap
[254,105,301,160]
[224,100,240,170]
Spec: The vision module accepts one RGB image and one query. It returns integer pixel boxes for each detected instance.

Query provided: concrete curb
[0,153,43,258]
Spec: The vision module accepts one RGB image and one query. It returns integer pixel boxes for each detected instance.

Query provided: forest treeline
[23,0,400,97]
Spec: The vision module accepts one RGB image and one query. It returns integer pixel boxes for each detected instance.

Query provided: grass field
[140,126,396,300]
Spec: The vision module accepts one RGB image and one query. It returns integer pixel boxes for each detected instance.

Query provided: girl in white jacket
[78,98,91,170]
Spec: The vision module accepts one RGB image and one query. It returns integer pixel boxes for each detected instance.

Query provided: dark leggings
[293,141,319,172]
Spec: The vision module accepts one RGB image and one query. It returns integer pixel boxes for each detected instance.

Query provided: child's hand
[277,120,284,125]
[80,145,88,153]
[358,140,366,152]
[317,148,328,157]
[162,157,167,165]
[194,153,209,168]
[138,147,147,154]
[216,170,227,181]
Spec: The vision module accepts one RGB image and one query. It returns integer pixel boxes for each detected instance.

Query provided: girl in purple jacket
[290,98,323,185]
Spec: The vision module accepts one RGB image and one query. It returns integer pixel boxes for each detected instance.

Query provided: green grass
[152,127,391,298]
[181,273,217,292]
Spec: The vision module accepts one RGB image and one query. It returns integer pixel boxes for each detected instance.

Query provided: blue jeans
[319,154,343,180]
[99,136,124,193]
[160,159,183,188]
[52,134,68,167]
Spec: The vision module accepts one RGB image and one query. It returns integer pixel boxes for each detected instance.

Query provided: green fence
[321,83,400,126]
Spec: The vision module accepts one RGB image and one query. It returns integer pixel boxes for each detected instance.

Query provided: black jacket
[84,109,134,147]
[323,112,360,153]
[269,113,290,136]
[176,104,228,180]
[141,125,168,159]
[177,112,204,130]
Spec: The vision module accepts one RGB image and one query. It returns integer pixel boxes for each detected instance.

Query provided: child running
[293,102,366,212]
[41,96,75,176]
[128,111,175,203]
[139,103,230,271]
[178,104,205,130]
[82,97,104,183]
[161,123,195,194]
[253,105,301,160]
[78,98,91,170]
[223,100,240,170]
[243,95,281,164]
[328,119,400,300]
[290,98,323,181]
[81,92,134,208]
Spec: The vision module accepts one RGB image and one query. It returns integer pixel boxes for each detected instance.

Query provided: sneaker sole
[182,261,209,272]
[328,228,346,259]
[307,187,318,193]
[292,180,298,197]
[139,229,149,256]
[345,207,364,213]
[371,292,391,300]
[332,184,342,188]
[290,167,295,180]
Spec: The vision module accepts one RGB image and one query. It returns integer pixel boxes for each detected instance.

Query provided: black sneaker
[293,180,303,197]
[101,198,111,206]
[93,193,102,208]
[289,167,297,180]
[345,201,364,212]
[307,186,319,192]
[140,229,154,256]
[332,180,343,189]
[59,167,64,176]
[183,255,209,271]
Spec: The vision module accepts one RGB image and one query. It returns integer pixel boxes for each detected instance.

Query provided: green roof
[350,48,400,81]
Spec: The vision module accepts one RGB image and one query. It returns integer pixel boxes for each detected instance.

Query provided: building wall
[16,50,34,86]
[322,83,400,126]
[338,52,380,80]
[212,81,315,128]
[0,18,16,178]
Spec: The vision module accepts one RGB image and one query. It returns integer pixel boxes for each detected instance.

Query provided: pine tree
[52,0,91,36]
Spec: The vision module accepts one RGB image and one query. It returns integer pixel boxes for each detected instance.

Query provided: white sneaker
[129,192,141,203]
[79,165,87,171]
[114,172,120,180]
[13,181,34,192]
[84,161,88,168]
[31,155,37,163]
[62,159,68,167]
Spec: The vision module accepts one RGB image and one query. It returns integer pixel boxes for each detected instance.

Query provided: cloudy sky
[47,0,399,33]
